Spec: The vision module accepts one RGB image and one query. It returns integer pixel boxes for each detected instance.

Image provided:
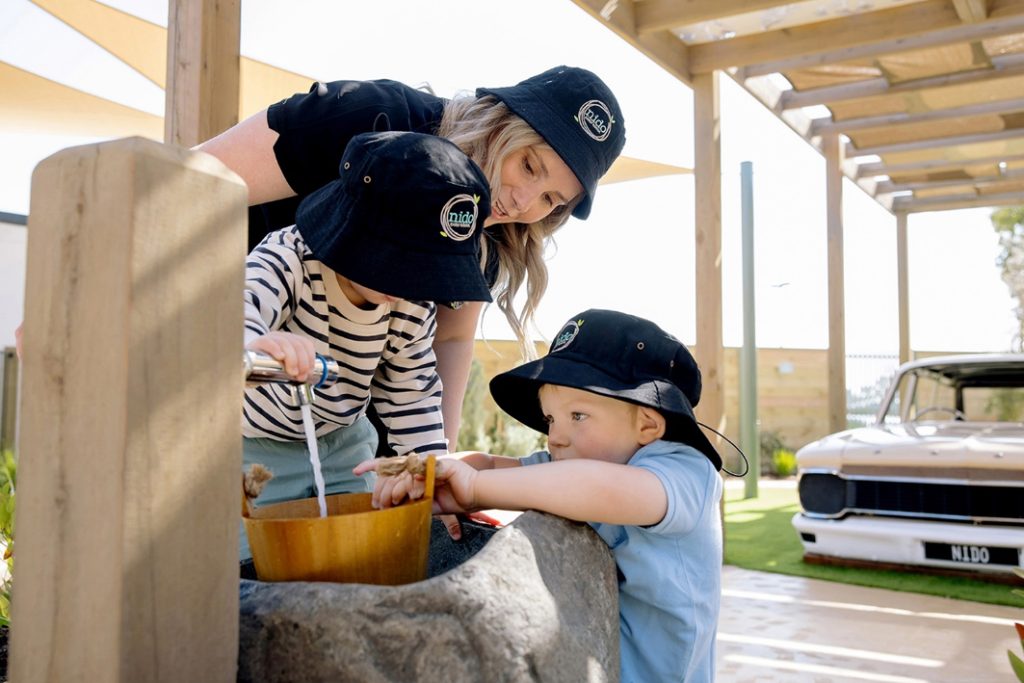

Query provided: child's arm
[357,456,668,527]
[244,231,313,379]
[453,459,669,526]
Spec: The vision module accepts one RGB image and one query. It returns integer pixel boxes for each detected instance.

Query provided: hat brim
[490,355,722,470]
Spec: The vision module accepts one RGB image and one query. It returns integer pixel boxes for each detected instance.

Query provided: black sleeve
[266,79,442,198]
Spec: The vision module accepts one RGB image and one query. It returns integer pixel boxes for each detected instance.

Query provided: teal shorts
[240,414,378,561]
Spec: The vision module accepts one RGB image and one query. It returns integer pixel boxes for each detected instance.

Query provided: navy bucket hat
[490,309,721,470]
[477,65,625,220]
[296,131,492,303]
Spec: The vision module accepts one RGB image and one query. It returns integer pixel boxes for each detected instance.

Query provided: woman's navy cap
[296,131,492,303]
[477,66,625,221]
[490,309,721,470]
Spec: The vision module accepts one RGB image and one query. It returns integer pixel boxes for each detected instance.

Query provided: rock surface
[238,511,619,682]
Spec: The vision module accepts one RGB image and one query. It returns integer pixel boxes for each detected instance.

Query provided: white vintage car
[792,354,1024,574]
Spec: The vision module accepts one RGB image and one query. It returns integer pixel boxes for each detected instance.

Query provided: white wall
[0,220,27,349]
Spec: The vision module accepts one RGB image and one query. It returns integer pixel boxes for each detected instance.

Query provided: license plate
[923,542,1019,566]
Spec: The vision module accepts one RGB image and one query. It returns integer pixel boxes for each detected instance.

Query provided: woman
[199,65,626,449]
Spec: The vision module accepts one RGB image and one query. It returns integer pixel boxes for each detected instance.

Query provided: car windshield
[882,367,1024,423]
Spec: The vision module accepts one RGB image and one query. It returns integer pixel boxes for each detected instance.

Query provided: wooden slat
[165,0,240,147]
[812,96,1024,135]
[877,167,1024,193]
[570,0,692,86]
[953,0,990,21]
[856,151,1024,178]
[782,52,1024,110]
[635,0,794,34]
[742,6,1024,77]
[894,189,1024,211]
[846,127,1024,157]
[691,0,962,74]
[9,137,246,683]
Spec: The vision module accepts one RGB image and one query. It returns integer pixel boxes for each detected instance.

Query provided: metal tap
[243,350,342,405]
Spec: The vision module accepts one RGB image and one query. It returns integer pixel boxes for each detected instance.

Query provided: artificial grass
[723,483,1024,608]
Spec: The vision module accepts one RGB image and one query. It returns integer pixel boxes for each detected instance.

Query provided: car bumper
[792,513,1024,573]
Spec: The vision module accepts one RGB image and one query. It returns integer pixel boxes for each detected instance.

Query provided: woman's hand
[247,331,315,382]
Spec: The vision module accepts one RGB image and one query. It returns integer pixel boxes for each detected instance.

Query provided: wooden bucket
[243,456,435,585]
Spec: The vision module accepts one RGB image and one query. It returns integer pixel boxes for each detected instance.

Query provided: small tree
[991,206,1024,350]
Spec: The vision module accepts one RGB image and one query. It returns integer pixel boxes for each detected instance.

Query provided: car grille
[798,472,1024,524]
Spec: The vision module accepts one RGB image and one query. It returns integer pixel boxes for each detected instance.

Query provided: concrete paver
[717,566,1022,682]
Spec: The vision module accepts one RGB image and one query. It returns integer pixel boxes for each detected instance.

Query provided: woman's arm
[195,109,296,206]
[432,301,484,448]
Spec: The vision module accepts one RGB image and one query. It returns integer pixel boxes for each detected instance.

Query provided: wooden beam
[855,151,1024,178]
[812,96,1024,136]
[781,52,1024,110]
[692,0,961,74]
[9,137,246,683]
[732,71,891,212]
[824,133,847,435]
[952,0,989,22]
[569,0,692,85]
[165,0,241,147]
[693,70,725,450]
[896,212,910,366]
[635,0,793,34]
[876,168,1024,194]
[698,1,1024,76]
[894,189,1024,211]
[846,127,1024,158]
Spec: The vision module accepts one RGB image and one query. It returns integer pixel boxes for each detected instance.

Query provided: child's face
[538,385,646,464]
[487,145,582,226]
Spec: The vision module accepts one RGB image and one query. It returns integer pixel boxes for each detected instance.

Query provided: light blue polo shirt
[521,440,723,682]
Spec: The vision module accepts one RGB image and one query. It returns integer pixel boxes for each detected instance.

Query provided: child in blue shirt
[358,309,723,682]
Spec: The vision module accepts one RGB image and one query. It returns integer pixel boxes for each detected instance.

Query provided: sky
[0,0,1019,356]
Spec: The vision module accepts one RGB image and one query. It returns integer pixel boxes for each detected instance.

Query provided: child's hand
[247,331,316,382]
[352,459,426,509]
[430,458,481,515]
[353,457,481,515]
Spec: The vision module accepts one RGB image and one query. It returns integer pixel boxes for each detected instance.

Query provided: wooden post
[693,71,725,445]
[823,132,847,434]
[165,0,241,147]
[10,137,247,682]
[896,211,911,365]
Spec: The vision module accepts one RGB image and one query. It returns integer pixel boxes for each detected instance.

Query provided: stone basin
[238,511,619,682]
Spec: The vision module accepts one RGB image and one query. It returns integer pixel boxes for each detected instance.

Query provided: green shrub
[771,448,797,477]
[0,448,15,627]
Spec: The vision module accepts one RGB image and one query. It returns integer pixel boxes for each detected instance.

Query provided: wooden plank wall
[472,341,841,451]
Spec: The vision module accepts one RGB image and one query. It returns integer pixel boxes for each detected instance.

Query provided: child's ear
[636,406,666,445]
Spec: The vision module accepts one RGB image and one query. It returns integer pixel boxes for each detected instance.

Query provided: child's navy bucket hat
[490,309,722,470]
[296,131,492,303]
[477,66,625,221]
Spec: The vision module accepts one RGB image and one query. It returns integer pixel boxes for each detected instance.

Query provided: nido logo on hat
[551,318,584,353]
[575,99,614,142]
[440,193,482,241]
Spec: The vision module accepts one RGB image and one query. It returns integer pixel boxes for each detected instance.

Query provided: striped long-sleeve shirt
[243,226,446,455]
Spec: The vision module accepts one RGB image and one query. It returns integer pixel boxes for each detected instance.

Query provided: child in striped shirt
[240,131,491,559]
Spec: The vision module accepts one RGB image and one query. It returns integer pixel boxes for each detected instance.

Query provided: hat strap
[696,421,750,478]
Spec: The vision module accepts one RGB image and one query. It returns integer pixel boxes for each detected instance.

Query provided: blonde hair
[438,95,580,358]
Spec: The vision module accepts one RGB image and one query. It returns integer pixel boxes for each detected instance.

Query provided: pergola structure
[569,0,1024,436]
[9,2,1024,681]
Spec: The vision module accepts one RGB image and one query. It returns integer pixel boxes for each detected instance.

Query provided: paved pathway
[717,566,1022,682]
